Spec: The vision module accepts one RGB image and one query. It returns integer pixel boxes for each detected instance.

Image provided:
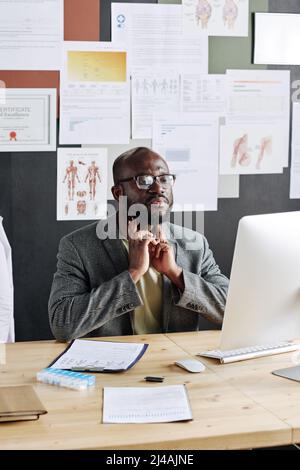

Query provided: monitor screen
[220,211,300,350]
[254,13,300,66]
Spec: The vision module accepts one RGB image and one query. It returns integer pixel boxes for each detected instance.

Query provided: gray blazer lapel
[96,217,129,275]
[162,223,178,333]
[102,238,129,275]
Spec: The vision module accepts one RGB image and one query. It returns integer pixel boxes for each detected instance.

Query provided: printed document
[59,41,130,145]
[103,385,192,423]
[132,68,180,139]
[181,73,226,114]
[290,102,300,199]
[226,69,290,167]
[112,3,208,73]
[152,113,219,210]
[0,0,63,70]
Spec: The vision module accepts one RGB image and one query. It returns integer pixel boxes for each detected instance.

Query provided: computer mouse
[174,358,206,373]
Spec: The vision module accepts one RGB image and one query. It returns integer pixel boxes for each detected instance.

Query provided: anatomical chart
[219,124,284,175]
[183,0,249,37]
[57,148,107,220]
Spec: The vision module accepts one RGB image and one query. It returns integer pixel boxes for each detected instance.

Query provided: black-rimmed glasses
[117,174,176,190]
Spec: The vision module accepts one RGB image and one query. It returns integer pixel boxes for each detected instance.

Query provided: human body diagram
[62,160,80,201]
[62,159,102,216]
[85,161,101,201]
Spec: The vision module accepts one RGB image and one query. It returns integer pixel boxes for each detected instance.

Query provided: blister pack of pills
[36,368,96,390]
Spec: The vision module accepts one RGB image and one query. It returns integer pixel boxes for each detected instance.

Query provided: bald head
[112,147,169,184]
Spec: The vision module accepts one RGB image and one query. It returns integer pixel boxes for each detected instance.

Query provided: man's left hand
[149,237,184,291]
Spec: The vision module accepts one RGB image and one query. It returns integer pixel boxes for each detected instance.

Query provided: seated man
[48,147,229,341]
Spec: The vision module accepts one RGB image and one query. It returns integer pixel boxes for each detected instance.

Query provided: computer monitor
[220,211,300,350]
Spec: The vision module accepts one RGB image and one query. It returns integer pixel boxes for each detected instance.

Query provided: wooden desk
[0,332,296,450]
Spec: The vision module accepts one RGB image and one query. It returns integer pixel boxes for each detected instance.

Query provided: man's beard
[126,198,172,229]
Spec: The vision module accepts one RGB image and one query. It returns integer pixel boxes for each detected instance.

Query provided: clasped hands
[127,220,184,291]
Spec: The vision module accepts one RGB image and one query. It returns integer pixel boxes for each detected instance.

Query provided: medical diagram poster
[57,148,107,221]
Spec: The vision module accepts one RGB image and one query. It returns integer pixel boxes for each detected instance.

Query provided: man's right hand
[127,221,158,283]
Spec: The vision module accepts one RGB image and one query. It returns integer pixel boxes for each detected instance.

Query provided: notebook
[0,385,47,422]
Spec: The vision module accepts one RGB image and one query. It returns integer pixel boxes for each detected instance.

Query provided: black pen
[144,376,164,383]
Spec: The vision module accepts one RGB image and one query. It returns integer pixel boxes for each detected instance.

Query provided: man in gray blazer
[49,147,229,341]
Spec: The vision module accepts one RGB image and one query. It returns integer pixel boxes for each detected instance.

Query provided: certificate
[0,89,56,152]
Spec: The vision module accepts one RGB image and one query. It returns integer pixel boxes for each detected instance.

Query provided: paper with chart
[103,385,192,423]
[219,123,284,175]
[182,0,249,37]
[132,69,180,139]
[50,339,148,371]
[112,3,208,73]
[59,41,130,145]
[290,102,300,199]
[0,0,63,70]
[226,69,290,167]
[181,74,226,114]
[152,114,219,210]
[57,148,107,221]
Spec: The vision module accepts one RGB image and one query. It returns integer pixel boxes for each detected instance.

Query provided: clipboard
[48,339,149,372]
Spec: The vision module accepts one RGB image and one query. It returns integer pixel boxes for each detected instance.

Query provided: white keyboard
[198,341,300,364]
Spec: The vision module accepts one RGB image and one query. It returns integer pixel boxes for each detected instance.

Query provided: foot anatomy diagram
[231,134,273,170]
[231,134,251,167]
[256,136,272,170]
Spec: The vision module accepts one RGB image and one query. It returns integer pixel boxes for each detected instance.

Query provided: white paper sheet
[153,113,219,210]
[112,3,208,73]
[0,0,63,70]
[0,89,56,152]
[290,102,300,199]
[182,0,249,37]
[132,69,180,139]
[50,339,147,371]
[226,69,290,167]
[219,123,284,175]
[103,385,192,423]
[59,41,130,145]
[57,148,107,221]
[181,74,226,114]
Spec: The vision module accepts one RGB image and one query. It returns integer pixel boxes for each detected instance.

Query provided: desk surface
[0,331,298,450]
